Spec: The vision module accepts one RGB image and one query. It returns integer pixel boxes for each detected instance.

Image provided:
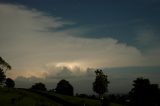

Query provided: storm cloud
[0,3,160,93]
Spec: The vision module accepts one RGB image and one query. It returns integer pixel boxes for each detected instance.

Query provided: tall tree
[55,79,73,96]
[129,77,160,106]
[5,78,15,88]
[0,57,11,85]
[93,69,109,99]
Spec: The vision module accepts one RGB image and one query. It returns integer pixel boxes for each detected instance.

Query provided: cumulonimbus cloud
[0,3,159,79]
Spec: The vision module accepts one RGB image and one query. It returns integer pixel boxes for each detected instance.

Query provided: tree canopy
[5,78,15,88]
[129,77,160,106]
[0,57,11,71]
[31,82,47,91]
[55,79,73,96]
[0,69,6,85]
[93,69,109,99]
[0,57,11,85]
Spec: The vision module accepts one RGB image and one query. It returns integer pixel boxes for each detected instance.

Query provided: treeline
[27,70,160,106]
[0,56,160,106]
[30,79,74,96]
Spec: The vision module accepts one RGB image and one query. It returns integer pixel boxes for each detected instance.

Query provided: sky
[0,0,160,94]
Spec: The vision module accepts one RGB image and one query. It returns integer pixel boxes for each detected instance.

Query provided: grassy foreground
[52,93,101,106]
[49,92,123,106]
[0,88,61,106]
[0,87,123,106]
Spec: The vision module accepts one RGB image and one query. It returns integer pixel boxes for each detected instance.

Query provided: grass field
[50,92,124,106]
[52,93,101,106]
[0,88,61,106]
[0,87,124,106]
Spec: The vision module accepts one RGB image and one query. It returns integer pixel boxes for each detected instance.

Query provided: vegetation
[0,87,124,106]
[0,57,11,85]
[0,57,11,70]
[108,94,129,105]
[31,82,47,91]
[0,56,159,106]
[52,92,101,106]
[0,88,61,106]
[0,69,6,85]
[129,77,160,106]
[5,78,15,88]
[55,79,74,96]
[93,69,109,99]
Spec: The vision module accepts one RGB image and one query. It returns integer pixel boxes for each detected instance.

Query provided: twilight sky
[0,0,160,94]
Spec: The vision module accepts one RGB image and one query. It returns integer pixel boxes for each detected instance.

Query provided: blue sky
[0,0,160,94]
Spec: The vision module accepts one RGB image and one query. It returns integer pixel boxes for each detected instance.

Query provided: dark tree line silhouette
[0,56,160,106]
[30,79,74,96]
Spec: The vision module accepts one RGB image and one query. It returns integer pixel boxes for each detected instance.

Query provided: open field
[0,88,61,106]
[0,88,124,106]
[52,93,124,106]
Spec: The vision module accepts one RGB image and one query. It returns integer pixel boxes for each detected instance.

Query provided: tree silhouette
[129,77,160,106]
[0,57,11,71]
[55,79,73,96]
[93,69,109,99]
[0,57,11,85]
[0,69,6,85]
[31,82,47,91]
[5,78,15,88]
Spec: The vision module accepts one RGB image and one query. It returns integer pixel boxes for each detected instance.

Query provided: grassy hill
[0,87,123,106]
[0,88,61,106]
[49,93,123,106]
[50,92,101,106]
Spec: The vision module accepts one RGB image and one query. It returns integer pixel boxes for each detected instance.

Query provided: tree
[129,77,160,106]
[31,82,47,91]
[0,57,11,71]
[5,78,15,88]
[0,69,6,85]
[93,69,109,99]
[0,57,11,85]
[55,79,73,96]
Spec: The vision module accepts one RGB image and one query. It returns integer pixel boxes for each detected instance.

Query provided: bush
[31,82,47,91]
